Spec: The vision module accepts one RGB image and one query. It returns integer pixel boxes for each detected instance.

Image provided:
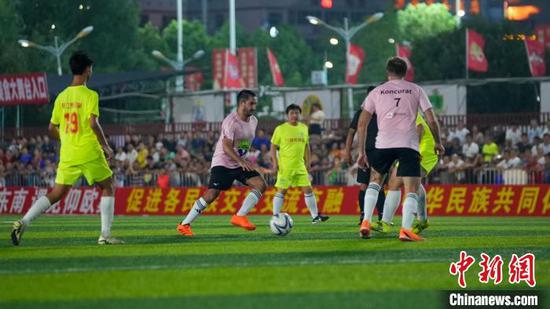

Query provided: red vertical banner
[267,48,285,86]
[524,39,546,77]
[237,47,258,89]
[467,29,488,72]
[396,43,415,81]
[345,43,365,85]
[224,50,245,89]
[212,48,226,89]
[535,24,550,49]
[184,72,204,92]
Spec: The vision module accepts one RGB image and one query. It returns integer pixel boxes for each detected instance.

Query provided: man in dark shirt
[344,86,385,225]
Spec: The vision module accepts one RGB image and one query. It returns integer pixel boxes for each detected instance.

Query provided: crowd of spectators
[2,118,550,187]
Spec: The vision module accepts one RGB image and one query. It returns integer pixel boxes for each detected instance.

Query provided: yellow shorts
[421,158,438,176]
[55,155,112,185]
[275,171,311,189]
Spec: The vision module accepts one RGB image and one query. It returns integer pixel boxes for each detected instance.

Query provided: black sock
[376,189,386,221]
[359,189,365,216]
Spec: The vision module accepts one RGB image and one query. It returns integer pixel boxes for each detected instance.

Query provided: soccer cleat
[412,219,429,235]
[399,228,424,242]
[230,215,256,231]
[97,236,125,245]
[371,220,392,234]
[177,223,194,237]
[312,215,330,224]
[11,220,25,246]
[359,220,371,239]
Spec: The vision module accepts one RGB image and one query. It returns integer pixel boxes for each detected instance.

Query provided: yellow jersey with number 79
[50,85,104,165]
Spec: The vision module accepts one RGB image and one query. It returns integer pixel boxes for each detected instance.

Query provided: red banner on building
[2,185,550,216]
[467,29,488,73]
[0,72,49,106]
[396,43,415,81]
[524,39,546,77]
[212,49,225,90]
[238,47,258,89]
[345,44,365,85]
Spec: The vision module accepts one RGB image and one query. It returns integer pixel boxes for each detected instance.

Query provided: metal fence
[2,167,548,188]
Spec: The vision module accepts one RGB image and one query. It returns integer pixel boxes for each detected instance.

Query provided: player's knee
[254,181,267,193]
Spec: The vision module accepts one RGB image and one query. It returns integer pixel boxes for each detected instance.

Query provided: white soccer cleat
[97,236,125,245]
[11,220,25,246]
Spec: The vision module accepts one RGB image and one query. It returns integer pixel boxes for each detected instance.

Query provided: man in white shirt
[448,121,470,143]
[505,125,522,146]
[462,134,479,160]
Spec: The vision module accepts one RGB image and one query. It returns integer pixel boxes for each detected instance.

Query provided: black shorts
[208,166,262,190]
[369,148,421,177]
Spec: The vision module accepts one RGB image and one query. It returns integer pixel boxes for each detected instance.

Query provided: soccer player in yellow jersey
[372,112,440,237]
[11,51,123,245]
[270,104,329,223]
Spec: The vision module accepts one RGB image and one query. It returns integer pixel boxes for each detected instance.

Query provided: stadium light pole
[307,13,383,118]
[18,26,94,76]
[151,49,205,92]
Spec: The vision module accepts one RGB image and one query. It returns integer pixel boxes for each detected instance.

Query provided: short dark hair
[69,51,93,75]
[237,89,256,104]
[386,57,407,77]
[286,104,302,114]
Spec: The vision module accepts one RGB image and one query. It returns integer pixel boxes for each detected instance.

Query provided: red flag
[524,39,546,77]
[396,44,415,81]
[238,47,258,88]
[467,29,488,72]
[223,50,244,89]
[267,48,285,86]
[535,24,550,49]
[345,44,365,84]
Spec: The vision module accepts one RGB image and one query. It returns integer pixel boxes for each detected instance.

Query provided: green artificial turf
[0,215,548,309]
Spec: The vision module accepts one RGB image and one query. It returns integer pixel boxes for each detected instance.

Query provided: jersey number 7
[64,112,79,134]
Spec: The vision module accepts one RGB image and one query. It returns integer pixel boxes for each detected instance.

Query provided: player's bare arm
[424,108,445,156]
[304,142,311,171]
[90,115,113,160]
[222,136,254,171]
[344,126,356,165]
[270,143,278,173]
[356,110,372,169]
[48,123,60,141]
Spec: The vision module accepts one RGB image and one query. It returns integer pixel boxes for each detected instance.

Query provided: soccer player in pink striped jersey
[177,89,267,236]
[356,57,444,241]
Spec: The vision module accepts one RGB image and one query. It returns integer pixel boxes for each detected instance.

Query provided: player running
[356,57,444,241]
[372,112,438,235]
[177,90,267,236]
[11,51,123,245]
[270,104,329,223]
[344,86,385,225]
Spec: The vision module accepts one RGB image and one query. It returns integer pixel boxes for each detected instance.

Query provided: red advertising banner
[2,185,550,216]
[212,48,256,90]
[237,47,258,89]
[0,72,49,106]
[0,187,101,215]
[212,49,225,90]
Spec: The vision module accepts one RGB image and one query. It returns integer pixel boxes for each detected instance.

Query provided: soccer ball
[269,213,293,236]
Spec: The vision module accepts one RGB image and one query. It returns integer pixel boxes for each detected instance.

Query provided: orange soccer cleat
[399,228,425,242]
[359,220,371,239]
[177,223,194,237]
[230,215,256,231]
